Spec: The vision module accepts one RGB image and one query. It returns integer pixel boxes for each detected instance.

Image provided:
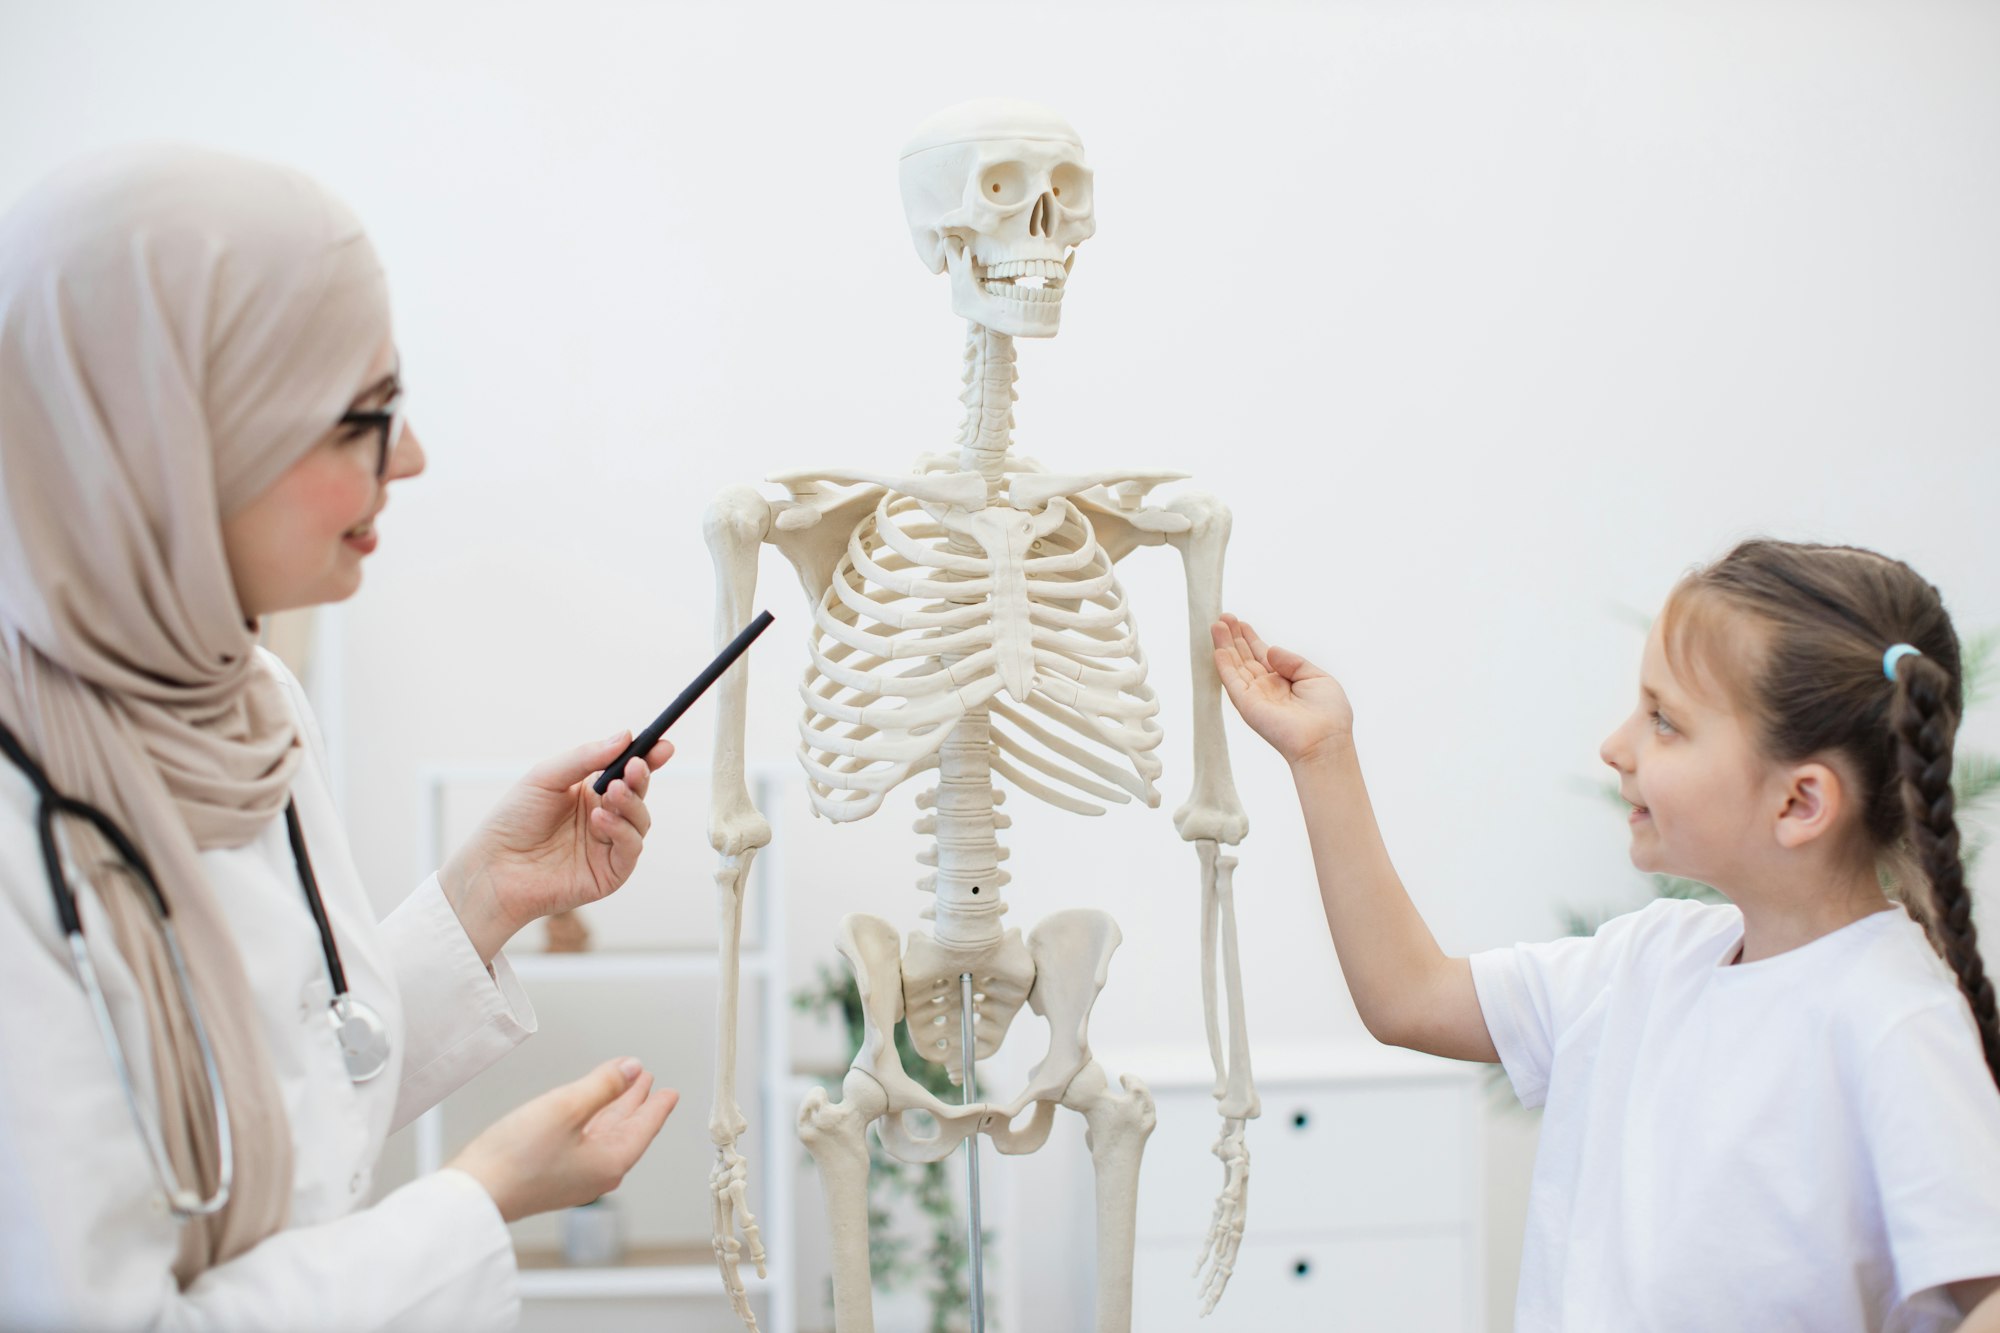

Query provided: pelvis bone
[838,907,1123,1165]
[901,929,1033,1085]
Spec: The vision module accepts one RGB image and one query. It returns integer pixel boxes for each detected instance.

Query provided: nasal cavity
[1029,192,1054,238]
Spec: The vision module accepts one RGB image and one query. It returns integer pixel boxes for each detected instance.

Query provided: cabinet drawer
[1135,1081,1469,1240]
[1134,1231,1468,1331]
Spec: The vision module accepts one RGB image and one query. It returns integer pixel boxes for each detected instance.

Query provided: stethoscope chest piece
[328,994,390,1083]
[288,799,392,1084]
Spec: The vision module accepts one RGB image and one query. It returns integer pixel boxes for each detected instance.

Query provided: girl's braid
[1892,652,2000,1087]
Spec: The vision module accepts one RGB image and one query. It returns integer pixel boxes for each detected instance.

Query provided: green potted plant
[794,963,993,1333]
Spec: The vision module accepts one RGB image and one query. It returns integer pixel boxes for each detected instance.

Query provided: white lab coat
[0,649,537,1331]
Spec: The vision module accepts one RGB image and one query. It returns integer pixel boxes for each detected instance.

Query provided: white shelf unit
[412,766,796,1332]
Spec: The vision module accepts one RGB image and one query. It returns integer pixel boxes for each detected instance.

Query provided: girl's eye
[1650,709,1676,736]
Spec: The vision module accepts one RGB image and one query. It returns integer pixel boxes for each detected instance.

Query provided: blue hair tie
[1883,643,1922,682]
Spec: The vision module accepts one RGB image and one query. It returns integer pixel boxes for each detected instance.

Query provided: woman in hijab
[0,146,678,1329]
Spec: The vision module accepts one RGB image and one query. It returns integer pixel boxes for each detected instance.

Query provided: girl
[1213,539,2000,1331]
[0,146,677,1328]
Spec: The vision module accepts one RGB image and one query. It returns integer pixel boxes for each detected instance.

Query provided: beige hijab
[0,146,389,1284]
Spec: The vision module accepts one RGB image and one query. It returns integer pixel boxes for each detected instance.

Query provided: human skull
[899,100,1096,338]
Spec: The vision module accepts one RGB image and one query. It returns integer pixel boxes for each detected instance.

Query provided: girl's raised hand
[1211,614,1354,766]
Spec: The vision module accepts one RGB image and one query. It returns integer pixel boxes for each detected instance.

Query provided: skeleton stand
[961,971,985,1333]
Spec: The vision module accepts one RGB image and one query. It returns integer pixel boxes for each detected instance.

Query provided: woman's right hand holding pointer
[1211,613,1354,766]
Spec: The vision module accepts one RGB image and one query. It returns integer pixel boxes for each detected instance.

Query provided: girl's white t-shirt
[1472,898,2000,1333]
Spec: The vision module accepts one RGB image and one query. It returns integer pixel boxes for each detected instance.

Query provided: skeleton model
[702,100,1258,1332]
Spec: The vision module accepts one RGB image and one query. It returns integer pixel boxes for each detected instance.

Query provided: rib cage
[798,490,1164,821]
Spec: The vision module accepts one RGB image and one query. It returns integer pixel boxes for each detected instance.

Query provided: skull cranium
[899,100,1096,338]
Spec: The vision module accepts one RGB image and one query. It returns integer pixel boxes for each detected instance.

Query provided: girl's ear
[1774,761,1843,850]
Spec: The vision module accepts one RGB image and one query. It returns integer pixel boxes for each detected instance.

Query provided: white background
[5,2,1997,1328]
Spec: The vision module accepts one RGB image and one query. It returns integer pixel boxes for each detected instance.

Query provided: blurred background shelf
[508,950,775,982]
[516,1243,722,1299]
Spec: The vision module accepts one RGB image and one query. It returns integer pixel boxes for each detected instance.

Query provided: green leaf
[1572,776,1628,813]
[798,955,977,1317]
[1558,906,1609,938]
[1963,629,1998,709]
[1653,874,1726,903]
[1954,751,2000,813]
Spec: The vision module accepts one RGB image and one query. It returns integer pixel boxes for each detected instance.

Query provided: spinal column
[915,321,1021,949]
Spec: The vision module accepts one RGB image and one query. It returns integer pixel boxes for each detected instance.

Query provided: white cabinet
[1128,1045,1485,1332]
[1136,1233,1468,1331]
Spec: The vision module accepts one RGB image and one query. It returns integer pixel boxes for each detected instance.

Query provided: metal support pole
[961,971,986,1333]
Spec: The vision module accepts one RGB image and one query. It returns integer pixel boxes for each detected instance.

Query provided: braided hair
[1662,539,2000,1088]
[1890,649,2000,1083]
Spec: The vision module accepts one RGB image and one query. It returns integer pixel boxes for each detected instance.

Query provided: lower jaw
[956,293,1062,337]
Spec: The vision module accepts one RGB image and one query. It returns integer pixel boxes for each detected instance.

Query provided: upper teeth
[346,522,373,538]
[978,258,1068,281]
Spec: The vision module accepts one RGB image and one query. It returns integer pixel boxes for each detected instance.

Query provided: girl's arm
[1955,1279,2000,1329]
[1213,616,1497,1062]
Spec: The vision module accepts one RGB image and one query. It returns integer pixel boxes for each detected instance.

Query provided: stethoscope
[0,718,390,1217]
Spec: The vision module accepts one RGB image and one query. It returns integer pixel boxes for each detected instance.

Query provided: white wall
[6,2,1998,1328]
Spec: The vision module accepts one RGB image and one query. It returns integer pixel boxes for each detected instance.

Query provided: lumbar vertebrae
[702,99,1258,1332]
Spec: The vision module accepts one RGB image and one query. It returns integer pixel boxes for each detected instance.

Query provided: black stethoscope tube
[0,718,386,1083]
[284,798,349,998]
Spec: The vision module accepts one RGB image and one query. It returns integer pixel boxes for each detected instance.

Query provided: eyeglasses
[337,391,406,480]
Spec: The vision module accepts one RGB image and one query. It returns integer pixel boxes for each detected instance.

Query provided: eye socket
[1051,162,1092,211]
[979,161,1029,206]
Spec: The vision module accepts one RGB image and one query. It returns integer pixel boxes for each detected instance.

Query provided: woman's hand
[440,732,674,963]
[1211,613,1355,767]
[447,1057,678,1223]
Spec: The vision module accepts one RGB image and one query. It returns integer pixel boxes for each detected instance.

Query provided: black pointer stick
[592,610,776,796]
